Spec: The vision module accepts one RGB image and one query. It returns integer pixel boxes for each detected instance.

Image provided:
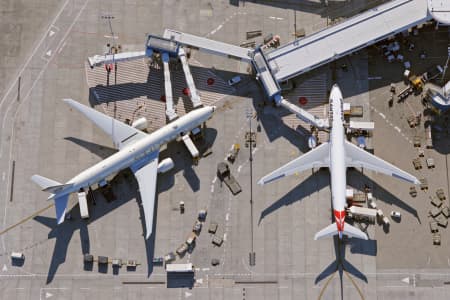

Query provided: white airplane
[32,99,215,239]
[258,84,419,240]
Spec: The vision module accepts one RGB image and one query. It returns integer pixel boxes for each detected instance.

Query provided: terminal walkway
[266,0,433,82]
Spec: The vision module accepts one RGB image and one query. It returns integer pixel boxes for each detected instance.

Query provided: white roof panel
[267,0,431,81]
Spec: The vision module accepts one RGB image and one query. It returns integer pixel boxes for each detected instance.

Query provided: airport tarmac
[0,0,450,299]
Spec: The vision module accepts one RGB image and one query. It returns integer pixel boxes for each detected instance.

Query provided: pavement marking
[58,41,67,54]
[237,165,242,173]
[0,0,71,109]
[1,172,4,181]
[1,0,91,253]
[210,185,214,193]
[205,12,246,38]
[225,213,229,221]
[2,264,7,271]
[394,126,401,133]
[379,112,386,119]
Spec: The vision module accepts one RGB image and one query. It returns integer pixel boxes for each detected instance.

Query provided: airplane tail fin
[31,175,73,194]
[314,222,368,240]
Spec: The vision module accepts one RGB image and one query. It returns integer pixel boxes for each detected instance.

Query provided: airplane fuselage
[328,85,347,239]
[54,106,214,197]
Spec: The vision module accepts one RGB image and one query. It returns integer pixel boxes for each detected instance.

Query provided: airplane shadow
[349,168,420,223]
[258,168,329,224]
[315,236,368,300]
[33,171,138,284]
[229,0,390,20]
[64,137,117,159]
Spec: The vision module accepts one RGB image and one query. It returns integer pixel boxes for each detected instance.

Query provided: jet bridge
[87,35,205,120]
[158,0,449,104]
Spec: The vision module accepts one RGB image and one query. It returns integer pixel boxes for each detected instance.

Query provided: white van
[228,76,241,86]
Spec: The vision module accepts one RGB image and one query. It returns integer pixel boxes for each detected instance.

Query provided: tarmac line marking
[0,0,71,110]
[379,112,386,119]
[394,126,401,133]
[225,213,229,221]
[212,176,217,184]
[58,41,67,54]
[210,185,214,193]
[2,172,4,181]
[237,165,242,173]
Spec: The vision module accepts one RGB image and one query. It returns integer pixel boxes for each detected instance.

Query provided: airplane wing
[258,142,330,185]
[345,140,420,184]
[63,99,147,150]
[130,151,159,239]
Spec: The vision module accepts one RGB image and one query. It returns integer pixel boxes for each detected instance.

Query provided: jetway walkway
[163,29,253,62]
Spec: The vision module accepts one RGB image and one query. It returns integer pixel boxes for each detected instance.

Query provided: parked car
[228,76,242,86]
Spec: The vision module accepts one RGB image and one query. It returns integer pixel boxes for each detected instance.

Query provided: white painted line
[104,35,119,39]
[379,112,386,119]
[0,0,72,109]
[46,50,52,57]
[223,233,227,241]
[210,185,214,193]
[58,41,67,54]
[225,213,229,221]
[2,0,91,252]
[2,172,5,181]
[202,268,210,271]
[394,126,401,133]
[2,264,7,271]
[252,147,258,155]
[237,165,242,173]
[212,176,217,184]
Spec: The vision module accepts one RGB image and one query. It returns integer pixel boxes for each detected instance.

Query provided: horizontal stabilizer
[31,174,61,190]
[343,222,368,240]
[31,174,72,195]
[314,222,368,240]
[314,223,338,240]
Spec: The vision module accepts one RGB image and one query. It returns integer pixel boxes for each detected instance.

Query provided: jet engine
[157,158,174,174]
[308,135,317,149]
[132,117,148,132]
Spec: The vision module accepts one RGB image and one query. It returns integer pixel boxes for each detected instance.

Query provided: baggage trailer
[166,263,194,273]
[77,191,89,219]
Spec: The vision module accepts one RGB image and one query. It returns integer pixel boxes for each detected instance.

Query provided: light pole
[246,107,256,266]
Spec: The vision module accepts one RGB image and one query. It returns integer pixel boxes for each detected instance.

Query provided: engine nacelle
[157,158,174,174]
[308,135,317,149]
[132,117,148,131]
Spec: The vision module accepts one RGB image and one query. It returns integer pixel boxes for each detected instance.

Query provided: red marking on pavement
[299,97,308,105]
